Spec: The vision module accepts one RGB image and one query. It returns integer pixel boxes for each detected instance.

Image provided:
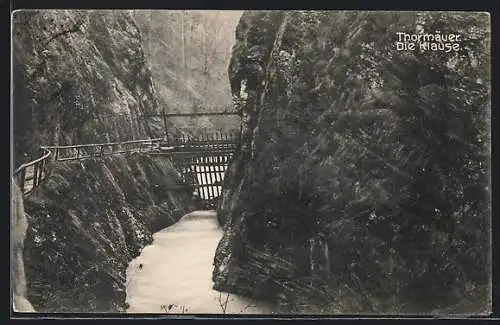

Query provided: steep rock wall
[213,11,491,314]
[11,179,36,312]
[23,154,195,312]
[12,10,165,166]
[12,9,197,313]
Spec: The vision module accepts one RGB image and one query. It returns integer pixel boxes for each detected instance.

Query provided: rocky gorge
[213,11,491,314]
[11,9,491,316]
[21,155,194,312]
[11,10,197,312]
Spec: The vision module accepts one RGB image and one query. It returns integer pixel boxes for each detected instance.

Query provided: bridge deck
[14,131,240,208]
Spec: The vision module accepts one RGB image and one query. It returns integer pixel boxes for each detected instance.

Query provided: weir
[150,130,240,209]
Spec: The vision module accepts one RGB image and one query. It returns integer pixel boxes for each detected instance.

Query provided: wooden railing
[158,131,240,154]
[13,132,241,197]
[12,138,163,194]
[13,148,52,195]
[44,138,163,161]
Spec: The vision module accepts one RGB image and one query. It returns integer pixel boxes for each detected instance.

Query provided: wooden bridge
[13,130,240,209]
[13,108,242,208]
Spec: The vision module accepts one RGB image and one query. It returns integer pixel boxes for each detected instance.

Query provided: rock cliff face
[11,179,36,312]
[12,10,164,166]
[214,11,491,314]
[12,10,196,313]
[23,155,194,312]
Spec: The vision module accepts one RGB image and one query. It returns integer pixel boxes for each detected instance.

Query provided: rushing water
[125,210,274,314]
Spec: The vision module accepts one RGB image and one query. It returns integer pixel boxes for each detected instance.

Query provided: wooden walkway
[13,148,52,196]
[13,132,240,208]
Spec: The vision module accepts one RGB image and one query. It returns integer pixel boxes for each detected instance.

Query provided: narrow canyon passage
[125,210,275,314]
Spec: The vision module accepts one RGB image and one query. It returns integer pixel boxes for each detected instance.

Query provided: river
[125,210,275,314]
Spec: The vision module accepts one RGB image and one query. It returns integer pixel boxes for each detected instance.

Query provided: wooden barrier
[13,131,240,202]
[13,148,52,195]
[44,138,163,161]
[159,131,239,209]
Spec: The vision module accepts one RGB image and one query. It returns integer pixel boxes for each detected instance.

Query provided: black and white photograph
[11,9,491,316]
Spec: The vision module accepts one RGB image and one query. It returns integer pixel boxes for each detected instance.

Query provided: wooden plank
[45,138,161,149]
[213,157,219,196]
[160,138,238,146]
[207,156,214,199]
[143,112,239,118]
[150,150,236,158]
[200,156,207,198]
[203,156,210,200]
[215,155,221,196]
[200,156,207,199]
[218,155,224,195]
[167,144,238,152]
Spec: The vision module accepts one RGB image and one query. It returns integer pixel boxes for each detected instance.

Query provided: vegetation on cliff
[133,10,242,134]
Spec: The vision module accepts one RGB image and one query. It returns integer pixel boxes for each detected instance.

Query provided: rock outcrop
[23,155,195,312]
[12,10,164,166]
[12,10,196,313]
[213,11,491,314]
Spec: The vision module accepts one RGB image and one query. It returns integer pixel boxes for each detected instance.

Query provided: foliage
[133,10,242,134]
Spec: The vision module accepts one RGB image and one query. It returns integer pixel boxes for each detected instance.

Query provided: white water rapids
[125,210,275,314]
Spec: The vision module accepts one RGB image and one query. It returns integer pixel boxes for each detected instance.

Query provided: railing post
[33,163,39,188]
[76,147,81,160]
[19,168,26,194]
[38,161,43,184]
[100,145,105,157]
[42,157,47,180]
[41,159,46,181]
[39,160,44,182]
